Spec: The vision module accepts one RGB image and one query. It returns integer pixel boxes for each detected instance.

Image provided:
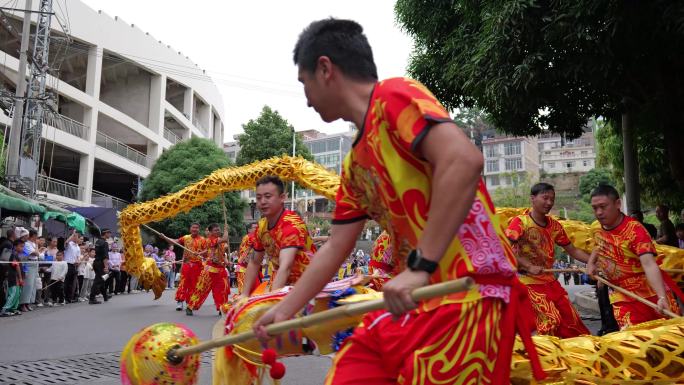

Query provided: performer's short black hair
[245,222,257,232]
[590,184,620,201]
[189,222,200,228]
[256,175,285,195]
[294,18,378,82]
[208,223,220,231]
[531,183,554,196]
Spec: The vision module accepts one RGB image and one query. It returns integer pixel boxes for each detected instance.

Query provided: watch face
[407,249,418,269]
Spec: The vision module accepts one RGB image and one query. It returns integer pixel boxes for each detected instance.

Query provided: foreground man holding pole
[587,184,681,329]
[253,18,545,384]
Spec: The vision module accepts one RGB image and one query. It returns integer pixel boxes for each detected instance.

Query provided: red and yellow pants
[325,299,504,385]
[612,293,680,329]
[187,264,228,311]
[175,260,203,303]
[526,280,590,338]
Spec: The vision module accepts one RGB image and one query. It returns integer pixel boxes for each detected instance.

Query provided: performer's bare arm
[563,244,590,263]
[382,122,483,315]
[254,221,365,333]
[240,250,264,296]
[640,252,670,312]
[585,249,599,275]
[270,248,297,291]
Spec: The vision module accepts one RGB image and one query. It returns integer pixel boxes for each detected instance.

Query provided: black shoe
[185,308,193,316]
[89,300,102,305]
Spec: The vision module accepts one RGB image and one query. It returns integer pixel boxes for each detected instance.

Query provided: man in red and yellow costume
[236,222,260,294]
[187,223,230,316]
[587,184,681,328]
[164,222,206,313]
[506,182,590,337]
[240,176,316,296]
[368,231,396,290]
[254,18,545,385]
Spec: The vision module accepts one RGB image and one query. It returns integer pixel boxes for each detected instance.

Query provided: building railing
[92,189,130,212]
[163,127,180,145]
[192,117,207,133]
[96,131,149,167]
[43,112,89,140]
[36,175,83,201]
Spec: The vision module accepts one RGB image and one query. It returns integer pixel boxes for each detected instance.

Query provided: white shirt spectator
[77,255,88,276]
[64,241,80,264]
[109,252,122,270]
[84,257,95,280]
[25,240,37,256]
[48,261,68,281]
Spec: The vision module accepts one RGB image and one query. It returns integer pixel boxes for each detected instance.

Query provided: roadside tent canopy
[42,211,86,234]
[68,206,118,236]
[0,189,86,234]
[0,192,46,215]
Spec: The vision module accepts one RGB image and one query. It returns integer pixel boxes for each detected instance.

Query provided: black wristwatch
[407,249,438,274]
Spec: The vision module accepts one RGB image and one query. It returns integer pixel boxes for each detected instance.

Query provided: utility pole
[6,0,54,198]
[6,0,33,178]
[622,104,640,214]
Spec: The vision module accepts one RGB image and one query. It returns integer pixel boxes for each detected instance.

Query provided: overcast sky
[80,0,414,142]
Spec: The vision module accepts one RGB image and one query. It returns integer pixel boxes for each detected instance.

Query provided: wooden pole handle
[169,277,474,360]
[593,275,680,319]
[142,224,197,256]
[541,268,583,273]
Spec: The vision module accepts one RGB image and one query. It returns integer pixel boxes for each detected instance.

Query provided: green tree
[237,106,313,199]
[490,172,532,208]
[139,137,246,239]
[236,106,313,166]
[578,168,614,196]
[596,122,683,211]
[453,107,496,149]
[395,0,684,196]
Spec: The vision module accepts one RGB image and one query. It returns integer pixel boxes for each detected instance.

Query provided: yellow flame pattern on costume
[118,157,684,383]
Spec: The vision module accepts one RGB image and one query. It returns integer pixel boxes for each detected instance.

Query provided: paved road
[0,281,599,385]
[0,288,330,385]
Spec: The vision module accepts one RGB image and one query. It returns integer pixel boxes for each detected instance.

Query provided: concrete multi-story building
[0,1,224,210]
[301,129,354,216]
[482,135,540,189]
[538,131,596,174]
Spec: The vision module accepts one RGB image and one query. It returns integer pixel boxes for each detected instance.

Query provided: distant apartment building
[482,135,540,189]
[538,131,596,174]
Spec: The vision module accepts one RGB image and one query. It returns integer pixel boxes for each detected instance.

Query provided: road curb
[573,289,600,314]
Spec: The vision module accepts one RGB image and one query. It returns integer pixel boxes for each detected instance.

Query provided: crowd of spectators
[0,226,153,317]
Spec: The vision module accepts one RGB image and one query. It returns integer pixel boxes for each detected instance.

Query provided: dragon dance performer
[187,223,230,316]
[240,176,316,296]
[368,231,396,290]
[505,183,591,338]
[163,222,206,312]
[587,184,682,329]
[236,222,261,294]
[254,18,545,385]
